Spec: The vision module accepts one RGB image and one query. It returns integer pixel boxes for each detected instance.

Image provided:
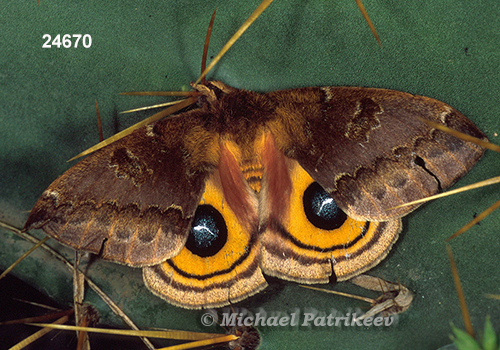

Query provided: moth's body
[25,81,486,309]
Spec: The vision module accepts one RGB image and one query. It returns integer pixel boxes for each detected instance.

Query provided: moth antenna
[446,244,475,338]
[120,100,186,114]
[68,97,197,161]
[299,285,376,304]
[195,0,275,84]
[95,100,104,142]
[355,0,381,47]
[201,9,218,85]
[0,236,50,282]
[446,197,500,242]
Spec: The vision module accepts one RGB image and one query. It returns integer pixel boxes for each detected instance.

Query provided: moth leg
[349,274,413,319]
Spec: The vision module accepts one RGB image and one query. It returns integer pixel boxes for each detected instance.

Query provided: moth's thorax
[191,80,279,194]
[193,80,276,139]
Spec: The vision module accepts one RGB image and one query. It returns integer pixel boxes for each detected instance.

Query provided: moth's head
[191,80,237,105]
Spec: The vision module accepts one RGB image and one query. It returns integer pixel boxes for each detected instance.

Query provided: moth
[23,6,486,309]
[24,79,486,309]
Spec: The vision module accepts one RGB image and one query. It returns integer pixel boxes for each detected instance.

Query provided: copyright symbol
[201,312,216,326]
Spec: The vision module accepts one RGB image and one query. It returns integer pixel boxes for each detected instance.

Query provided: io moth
[24,80,485,308]
[23,6,486,309]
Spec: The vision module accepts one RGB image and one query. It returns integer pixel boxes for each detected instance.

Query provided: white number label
[42,34,92,48]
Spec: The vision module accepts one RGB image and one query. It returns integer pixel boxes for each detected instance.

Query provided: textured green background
[1,0,500,349]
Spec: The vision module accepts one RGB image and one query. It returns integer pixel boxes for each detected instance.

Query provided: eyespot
[185,204,228,257]
[303,182,347,230]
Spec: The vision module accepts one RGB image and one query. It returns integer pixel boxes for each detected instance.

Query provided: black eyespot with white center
[185,205,227,257]
[303,182,347,230]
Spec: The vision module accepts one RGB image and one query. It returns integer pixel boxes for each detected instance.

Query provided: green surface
[1,0,500,349]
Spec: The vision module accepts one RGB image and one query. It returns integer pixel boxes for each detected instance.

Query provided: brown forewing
[24,109,219,267]
[268,87,486,221]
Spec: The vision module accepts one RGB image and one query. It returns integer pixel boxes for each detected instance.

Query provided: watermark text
[200,307,398,328]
